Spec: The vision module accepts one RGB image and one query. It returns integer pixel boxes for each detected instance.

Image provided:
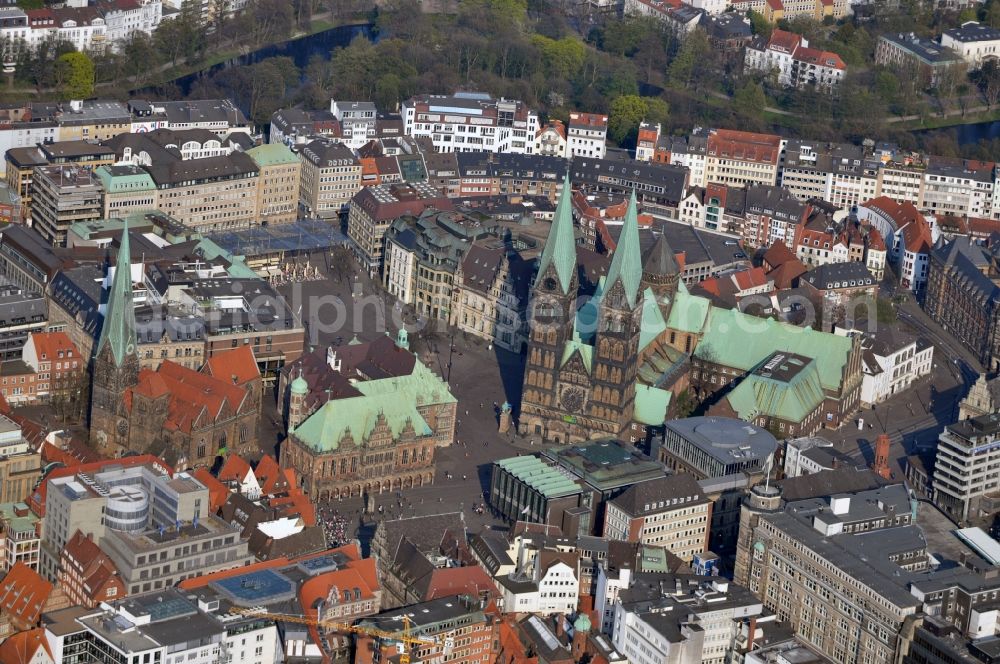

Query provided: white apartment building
[921,160,996,219]
[594,565,632,635]
[745,29,847,92]
[498,551,580,616]
[44,590,280,664]
[402,92,539,154]
[611,576,763,664]
[783,436,836,477]
[858,329,934,407]
[689,0,727,14]
[330,100,377,150]
[934,414,1000,523]
[940,21,1000,69]
[566,112,608,159]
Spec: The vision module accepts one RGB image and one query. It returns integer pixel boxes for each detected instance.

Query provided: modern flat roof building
[658,416,777,480]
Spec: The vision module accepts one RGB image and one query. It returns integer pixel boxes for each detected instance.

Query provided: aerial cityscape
[0,0,996,663]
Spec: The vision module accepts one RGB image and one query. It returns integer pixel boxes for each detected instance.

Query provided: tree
[977,59,1000,108]
[668,28,710,91]
[733,81,766,124]
[748,10,772,39]
[608,94,647,144]
[531,35,585,79]
[988,0,1000,28]
[643,97,669,128]
[55,52,94,99]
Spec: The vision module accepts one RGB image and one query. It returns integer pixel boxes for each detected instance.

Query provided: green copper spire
[536,173,577,294]
[605,189,643,308]
[95,221,137,366]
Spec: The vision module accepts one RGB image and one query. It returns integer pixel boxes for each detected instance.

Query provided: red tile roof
[796,45,846,70]
[422,565,498,601]
[0,628,52,664]
[707,129,781,164]
[202,346,260,386]
[218,454,254,484]
[192,468,231,513]
[867,228,887,251]
[62,530,125,607]
[763,240,796,269]
[130,360,250,434]
[0,562,52,629]
[27,331,79,363]
[767,29,802,54]
[254,455,285,495]
[568,112,608,130]
[732,266,768,291]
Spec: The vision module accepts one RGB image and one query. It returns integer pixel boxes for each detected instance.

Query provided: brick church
[89,224,261,467]
[519,179,681,443]
[519,177,863,444]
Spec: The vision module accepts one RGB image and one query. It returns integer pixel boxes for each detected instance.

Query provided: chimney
[872,433,891,480]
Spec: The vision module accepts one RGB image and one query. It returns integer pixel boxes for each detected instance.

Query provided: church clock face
[543,277,557,291]
[560,386,586,413]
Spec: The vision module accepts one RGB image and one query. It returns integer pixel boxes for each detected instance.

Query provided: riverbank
[129,15,372,94]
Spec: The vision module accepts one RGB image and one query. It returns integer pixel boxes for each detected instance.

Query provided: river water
[136,22,374,97]
[912,120,1000,146]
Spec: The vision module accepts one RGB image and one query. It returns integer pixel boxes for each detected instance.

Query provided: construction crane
[228,607,442,664]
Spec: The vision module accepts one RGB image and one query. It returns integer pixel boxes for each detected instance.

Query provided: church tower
[519,174,580,440]
[641,230,680,309]
[90,222,140,452]
[590,190,644,435]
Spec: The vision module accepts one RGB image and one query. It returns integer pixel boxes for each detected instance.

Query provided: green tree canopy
[733,81,766,123]
[531,35,586,79]
[55,52,94,99]
[608,94,648,144]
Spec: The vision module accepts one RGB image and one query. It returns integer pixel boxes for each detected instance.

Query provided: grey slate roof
[609,474,709,518]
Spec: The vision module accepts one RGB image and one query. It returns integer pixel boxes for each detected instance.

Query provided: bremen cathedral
[519,175,682,444]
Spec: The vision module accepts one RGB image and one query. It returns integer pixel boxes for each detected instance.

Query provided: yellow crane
[228,607,441,664]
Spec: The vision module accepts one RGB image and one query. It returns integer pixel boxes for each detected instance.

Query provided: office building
[602,474,711,561]
[657,417,778,481]
[402,92,539,154]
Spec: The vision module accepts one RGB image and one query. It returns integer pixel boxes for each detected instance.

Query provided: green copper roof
[290,375,308,395]
[665,290,711,333]
[573,613,592,633]
[95,220,137,366]
[194,238,258,278]
[247,143,299,167]
[694,307,852,392]
[561,339,593,374]
[604,190,643,308]
[725,356,824,424]
[292,361,455,452]
[494,455,581,498]
[639,287,667,351]
[633,384,672,426]
[95,165,155,193]
[535,173,577,295]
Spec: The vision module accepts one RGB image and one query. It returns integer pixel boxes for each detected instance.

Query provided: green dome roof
[573,613,591,633]
[290,376,309,394]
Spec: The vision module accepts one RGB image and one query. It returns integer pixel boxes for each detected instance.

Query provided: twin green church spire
[95,220,137,366]
[535,175,644,307]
